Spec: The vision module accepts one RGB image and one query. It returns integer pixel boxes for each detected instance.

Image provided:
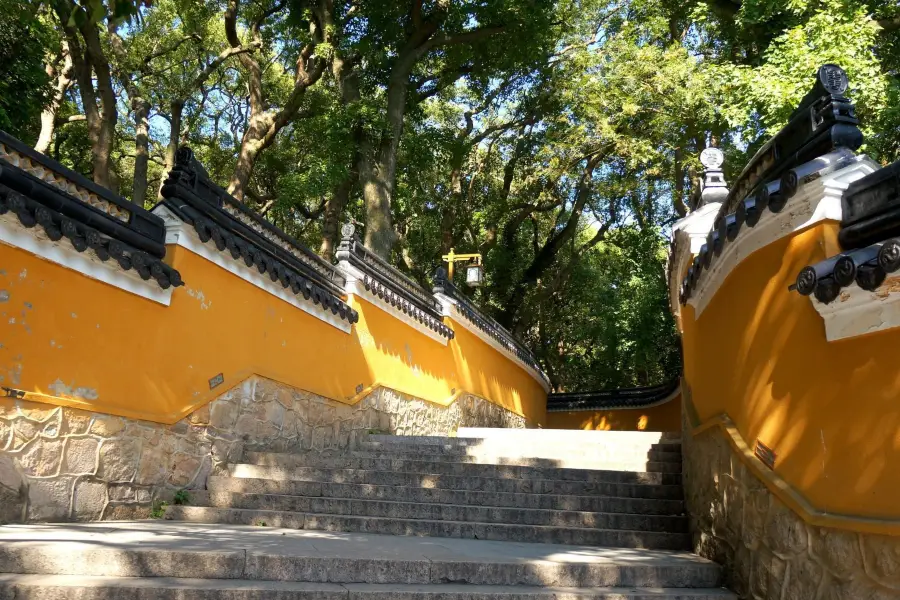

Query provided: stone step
[242,453,683,485]
[366,435,485,447]
[0,522,721,587]
[225,467,684,499]
[192,491,688,530]
[0,574,738,599]
[359,439,683,456]
[455,429,682,444]
[207,477,686,514]
[165,507,691,549]
[348,449,684,469]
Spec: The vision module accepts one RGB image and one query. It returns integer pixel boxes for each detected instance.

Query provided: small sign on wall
[755,439,777,470]
[209,373,224,390]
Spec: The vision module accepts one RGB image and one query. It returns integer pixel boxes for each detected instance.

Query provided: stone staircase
[0,429,736,599]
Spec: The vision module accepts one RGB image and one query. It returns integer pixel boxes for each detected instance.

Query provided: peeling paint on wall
[0,291,8,303]
[185,287,212,310]
[47,379,99,400]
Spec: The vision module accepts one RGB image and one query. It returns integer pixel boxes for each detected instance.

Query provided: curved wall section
[681,220,900,521]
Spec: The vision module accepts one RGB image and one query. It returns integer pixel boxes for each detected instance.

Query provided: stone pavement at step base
[0,521,735,599]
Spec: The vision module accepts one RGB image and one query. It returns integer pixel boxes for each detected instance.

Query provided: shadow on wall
[684,222,900,518]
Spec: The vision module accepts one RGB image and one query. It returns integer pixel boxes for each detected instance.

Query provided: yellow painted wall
[681,220,900,519]
[0,242,547,426]
[546,395,682,432]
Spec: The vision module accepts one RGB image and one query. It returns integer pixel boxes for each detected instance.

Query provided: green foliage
[0,0,53,140]
[150,500,168,519]
[13,0,900,392]
[173,489,191,506]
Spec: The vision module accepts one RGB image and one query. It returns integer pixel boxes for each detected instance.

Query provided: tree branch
[430,25,505,48]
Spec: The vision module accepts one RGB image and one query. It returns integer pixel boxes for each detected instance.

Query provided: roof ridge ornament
[696,147,728,209]
[680,64,864,306]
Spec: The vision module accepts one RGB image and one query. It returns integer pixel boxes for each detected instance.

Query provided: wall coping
[154,205,351,333]
[807,278,900,341]
[340,260,449,345]
[547,379,680,412]
[677,155,879,318]
[668,202,721,324]
[0,212,173,306]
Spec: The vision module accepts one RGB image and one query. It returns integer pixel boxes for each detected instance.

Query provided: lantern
[466,262,484,287]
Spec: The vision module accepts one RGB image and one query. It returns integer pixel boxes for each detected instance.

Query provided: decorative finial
[699,147,724,171]
[341,223,356,239]
[818,64,849,96]
[694,147,729,210]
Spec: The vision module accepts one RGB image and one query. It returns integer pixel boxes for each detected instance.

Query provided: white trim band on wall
[684,157,880,318]
[153,205,351,333]
[0,213,173,306]
[338,261,448,345]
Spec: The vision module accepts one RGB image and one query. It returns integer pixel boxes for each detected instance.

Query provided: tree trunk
[35,43,74,154]
[228,114,269,201]
[160,100,184,197]
[358,33,428,259]
[498,154,602,328]
[440,150,466,253]
[320,164,357,258]
[359,139,397,258]
[673,147,687,217]
[132,96,151,206]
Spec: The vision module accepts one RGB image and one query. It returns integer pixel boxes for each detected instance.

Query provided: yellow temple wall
[680,218,900,530]
[0,241,547,427]
[546,395,682,432]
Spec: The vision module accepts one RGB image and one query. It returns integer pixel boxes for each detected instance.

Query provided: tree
[15,0,900,391]
[223,0,326,201]
[0,1,53,142]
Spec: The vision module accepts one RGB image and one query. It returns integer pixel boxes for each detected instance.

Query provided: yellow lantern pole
[441,248,483,282]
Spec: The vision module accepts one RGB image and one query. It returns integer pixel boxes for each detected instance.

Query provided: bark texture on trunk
[318,11,362,259]
[320,166,356,259]
[35,42,74,155]
[358,65,413,258]
[55,2,118,190]
[131,97,151,206]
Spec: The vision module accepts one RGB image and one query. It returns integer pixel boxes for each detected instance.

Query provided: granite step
[206,477,686,514]
[0,522,721,587]
[0,575,738,599]
[164,507,691,549]
[226,466,684,499]
[366,435,485,447]
[242,453,683,485]
[190,491,688,530]
[347,450,683,470]
[455,429,683,443]
[358,440,683,457]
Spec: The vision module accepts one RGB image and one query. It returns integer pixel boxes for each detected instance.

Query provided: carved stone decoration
[695,148,729,209]
[160,146,357,324]
[0,131,182,291]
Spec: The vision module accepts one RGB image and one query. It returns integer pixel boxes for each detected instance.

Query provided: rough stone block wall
[683,411,900,599]
[0,376,528,523]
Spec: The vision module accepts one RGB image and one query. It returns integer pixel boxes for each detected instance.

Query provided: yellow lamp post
[442,248,484,287]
